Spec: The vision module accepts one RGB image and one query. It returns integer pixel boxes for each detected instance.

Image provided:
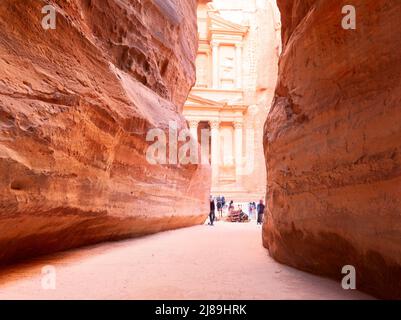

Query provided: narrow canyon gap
[264,0,401,299]
[0,0,210,265]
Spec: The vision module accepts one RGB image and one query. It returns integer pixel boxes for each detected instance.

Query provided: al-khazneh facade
[184,0,281,201]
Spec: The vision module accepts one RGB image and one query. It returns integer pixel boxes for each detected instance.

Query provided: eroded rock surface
[264,0,401,299]
[0,0,209,264]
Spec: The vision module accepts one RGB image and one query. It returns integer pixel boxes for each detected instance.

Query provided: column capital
[246,122,255,130]
[211,40,220,48]
[209,120,220,129]
[233,121,243,129]
[188,120,199,129]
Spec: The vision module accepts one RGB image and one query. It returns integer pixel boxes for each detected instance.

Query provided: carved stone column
[212,41,220,89]
[188,120,199,143]
[209,120,220,185]
[234,121,243,184]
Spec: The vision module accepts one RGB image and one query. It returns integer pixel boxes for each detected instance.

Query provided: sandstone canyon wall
[0,0,210,265]
[264,0,401,298]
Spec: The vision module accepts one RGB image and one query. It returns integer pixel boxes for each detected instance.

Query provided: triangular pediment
[209,13,248,34]
[185,94,226,108]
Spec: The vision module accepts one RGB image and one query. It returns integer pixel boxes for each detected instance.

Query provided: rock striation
[0,0,210,265]
[264,0,401,299]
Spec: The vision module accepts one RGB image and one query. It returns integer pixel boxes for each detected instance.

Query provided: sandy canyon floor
[0,222,372,299]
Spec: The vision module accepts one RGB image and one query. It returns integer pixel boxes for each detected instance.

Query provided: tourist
[209,196,215,226]
[257,200,265,225]
[248,202,254,219]
[228,200,234,215]
[221,196,226,216]
[216,195,223,218]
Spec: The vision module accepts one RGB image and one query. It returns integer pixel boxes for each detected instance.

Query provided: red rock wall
[0,0,210,264]
[264,0,401,299]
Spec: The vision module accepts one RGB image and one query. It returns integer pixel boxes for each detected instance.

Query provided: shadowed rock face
[264,0,401,299]
[0,0,210,265]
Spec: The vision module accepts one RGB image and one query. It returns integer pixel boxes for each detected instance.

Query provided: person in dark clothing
[257,200,265,225]
[209,196,216,226]
[216,196,223,218]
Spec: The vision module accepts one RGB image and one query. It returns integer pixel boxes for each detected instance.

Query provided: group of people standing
[208,195,225,226]
[208,195,265,226]
[248,201,265,224]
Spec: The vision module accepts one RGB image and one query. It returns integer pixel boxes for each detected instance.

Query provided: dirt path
[0,221,372,299]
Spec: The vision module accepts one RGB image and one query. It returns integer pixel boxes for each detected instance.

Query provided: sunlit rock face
[0,0,210,265]
[264,0,401,299]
